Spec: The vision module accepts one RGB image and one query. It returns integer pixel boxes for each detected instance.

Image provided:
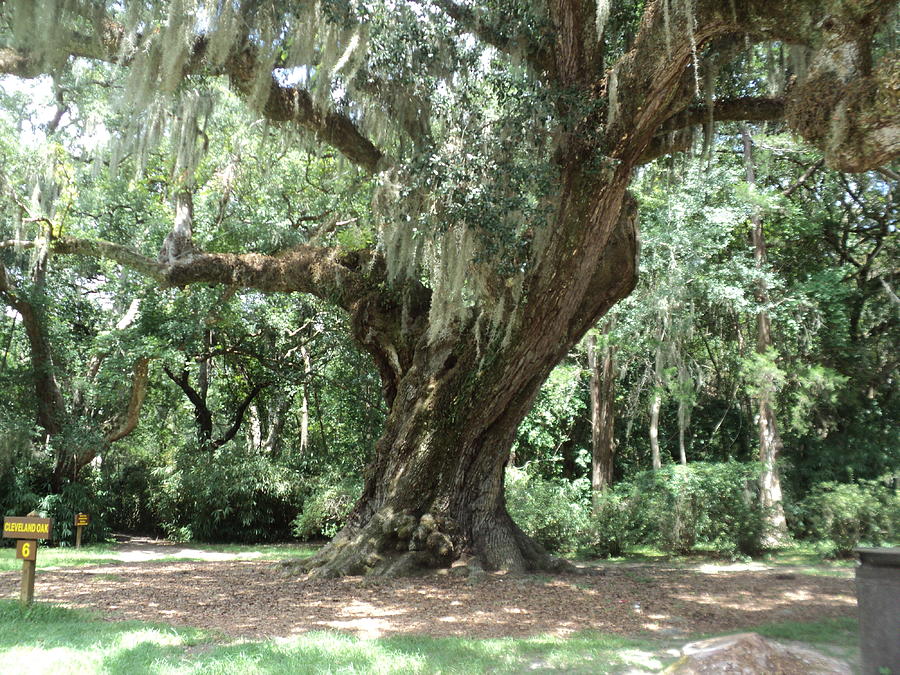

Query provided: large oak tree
[0,0,897,576]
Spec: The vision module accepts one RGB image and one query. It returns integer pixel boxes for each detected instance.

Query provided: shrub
[152,442,302,543]
[38,478,111,546]
[505,467,591,555]
[626,462,765,557]
[795,479,898,556]
[292,475,361,540]
[585,490,634,557]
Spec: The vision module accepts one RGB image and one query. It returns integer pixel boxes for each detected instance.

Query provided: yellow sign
[2,516,53,540]
[75,513,90,527]
[16,540,37,561]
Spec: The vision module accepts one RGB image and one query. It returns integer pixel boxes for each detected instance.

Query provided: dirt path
[0,541,856,641]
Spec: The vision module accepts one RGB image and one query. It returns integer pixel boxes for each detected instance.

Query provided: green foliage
[38,477,111,546]
[624,463,766,557]
[512,362,587,475]
[292,474,361,540]
[0,414,39,517]
[740,348,787,401]
[526,462,769,559]
[152,442,301,543]
[505,467,591,554]
[584,490,633,557]
[791,479,898,556]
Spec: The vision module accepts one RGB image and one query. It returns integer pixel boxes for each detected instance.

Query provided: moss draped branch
[0,12,385,173]
[1,236,391,317]
[605,0,900,171]
[638,96,787,164]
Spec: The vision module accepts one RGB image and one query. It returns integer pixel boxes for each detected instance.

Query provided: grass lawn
[0,599,860,674]
[0,543,862,673]
[0,545,122,571]
[0,542,318,571]
[0,600,673,674]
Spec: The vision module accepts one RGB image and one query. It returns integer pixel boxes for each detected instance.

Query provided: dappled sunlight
[0,560,857,641]
[618,647,666,671]
[116,629,183,649]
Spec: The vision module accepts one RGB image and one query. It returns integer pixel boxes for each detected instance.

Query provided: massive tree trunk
[304,204,639,577]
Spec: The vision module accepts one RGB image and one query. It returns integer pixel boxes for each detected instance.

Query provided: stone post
[856,547,900,675]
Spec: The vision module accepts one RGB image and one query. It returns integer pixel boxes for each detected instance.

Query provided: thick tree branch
[0,17,385,173]
[245,72,384,172]
[104,357,151,443]
[658,97,786,135]
[638,97,786,164]
[163,365,214,445]
[2,237,387,316]
[216,381,267,449]
[607,0,900,172]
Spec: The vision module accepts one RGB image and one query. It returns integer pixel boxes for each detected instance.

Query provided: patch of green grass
[168,543,319,561]
[0,600,671,674]
[0,545,121,571]
[752,616,858,647]
[0,543,318,571]
[760,543,857,568]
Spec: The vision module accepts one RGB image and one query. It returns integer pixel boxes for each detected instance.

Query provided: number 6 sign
[3,513,52,605]
[16,540,37,561]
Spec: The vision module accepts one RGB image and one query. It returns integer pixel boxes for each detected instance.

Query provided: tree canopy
[0,0,897,576]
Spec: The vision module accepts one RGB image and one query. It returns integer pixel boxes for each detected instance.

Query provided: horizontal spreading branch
[639,97,786,163]
[1,237,387,315]
[607,0,900,172]
[0,16,385,173]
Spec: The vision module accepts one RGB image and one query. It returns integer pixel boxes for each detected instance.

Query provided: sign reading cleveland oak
[2,516,53,540]
[3,514,53,605]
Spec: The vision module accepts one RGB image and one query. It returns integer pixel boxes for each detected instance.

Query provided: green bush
[585,490,634,557]
[152,442,302,543]
[505,467,591,555]
[627,463,766,557]
[794,478,898,556]
[38,478,112,546]
[506,462,766,558]
[291,474,361,540]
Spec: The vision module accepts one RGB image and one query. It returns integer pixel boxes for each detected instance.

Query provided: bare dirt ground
[1,539,856,641]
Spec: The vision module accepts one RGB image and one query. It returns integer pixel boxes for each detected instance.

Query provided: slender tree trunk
[649,391,662,470]
[588,325,616,508]
[299,345,311,455]
[742,126,788,546]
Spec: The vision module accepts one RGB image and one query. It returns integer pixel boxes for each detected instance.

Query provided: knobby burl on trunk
[1,0,897,575]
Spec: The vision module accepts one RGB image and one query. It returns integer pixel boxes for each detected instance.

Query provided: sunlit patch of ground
[0,555,856,641]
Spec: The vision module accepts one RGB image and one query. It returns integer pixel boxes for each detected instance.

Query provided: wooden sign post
[3,512,53,605]
[74,513,90,549]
